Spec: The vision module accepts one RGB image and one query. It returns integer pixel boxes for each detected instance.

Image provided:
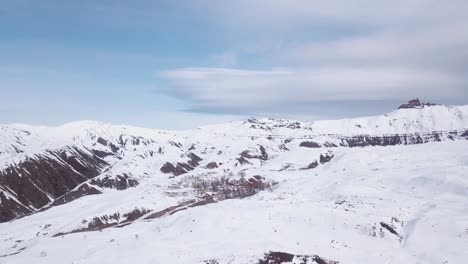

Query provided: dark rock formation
[236,156,251,165]
[91,149,115,158]
[120,207,151,223]
[202,260,220,264]
[160,162,187,176]
[51,183,102,207]
[319,153,334,164]
[97,137,120,153]
[342,132,428,147]
[90,174,139,190]
[300,141,321,148]
[398,98,437,109]
[0,147,108,222]
[0,193,30,223]
[380,222,402,239]
[238,145,268,164]
[160,153,204,176]
[54,212,121,236]
[301,130,468,148]
[461,130,468,138]
[187,153,203,167]
[304,161,319,169]
[144,194,217,221]
[258,251,338,264]
[204,162,219,169]
[144,199,198,220]
[54,207,151,236]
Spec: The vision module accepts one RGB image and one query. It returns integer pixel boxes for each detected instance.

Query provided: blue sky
[1,1,467,129]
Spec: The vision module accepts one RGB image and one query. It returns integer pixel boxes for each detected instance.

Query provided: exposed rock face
[54,207,152,236]
[340,130,463,147]
[51,183,102,207]
[258,251,339,264]
[301,152,334,170]
[300,141,321,148]
[145,194,216,220]
[380,222,402,239]
[301,130,468,149]
[160,162,188,176]
[0,147,108,222]
[49,172,138,209]
[204,162,219,169]
[238,145,269,164]
[90,174,139,190]
[0,193,29,223]
[96,137,120,153]
[398,98,437,109]
[320,153,334,164]
[305,161,319,169]
[246,117,309,131]
[160,153,203,176]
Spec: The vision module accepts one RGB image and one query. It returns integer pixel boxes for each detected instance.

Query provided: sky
[1,0,467,129]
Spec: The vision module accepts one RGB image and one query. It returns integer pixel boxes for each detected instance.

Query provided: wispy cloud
[161,67,464,110]
[2,0,468,126]
[159,0,468,115]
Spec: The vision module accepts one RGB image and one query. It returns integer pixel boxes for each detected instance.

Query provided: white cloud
[282,19,468,70]
[188,0,468,29]
[163,0,468,115]
[161,67,465,110]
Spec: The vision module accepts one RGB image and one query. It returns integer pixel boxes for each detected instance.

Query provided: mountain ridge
[0,100,468,263]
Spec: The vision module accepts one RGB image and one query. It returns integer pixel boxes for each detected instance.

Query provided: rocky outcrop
[0,147,108,222]
[160,153,203,176]
[299,130,468,149]
[204,162,218,169]
[90,174,138,190]
[398,98,438,109]
[305,161,319,169]
[145,194,216,220]
[258,251,339,264]
[340,130,466,147]
[240,146,268,160]
[97,137,120,153]
[320,153,334,164]
[300,141,321,148]
[46,173,138,210]
[301,152,334,170]
[0,193,30,223]
[54,207,151,236]
[237,145,268,165]
[51,183,102,207]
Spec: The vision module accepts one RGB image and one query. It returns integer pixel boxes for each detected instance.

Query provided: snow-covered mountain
[0,99,468,263]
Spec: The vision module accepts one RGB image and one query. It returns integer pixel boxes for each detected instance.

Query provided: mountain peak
[398,98,438,109]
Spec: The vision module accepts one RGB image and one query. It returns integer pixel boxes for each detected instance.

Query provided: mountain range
[0,99,467,263]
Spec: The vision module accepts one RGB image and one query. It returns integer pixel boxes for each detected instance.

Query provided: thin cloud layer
[160,0,468,114]
[162,67,464,109]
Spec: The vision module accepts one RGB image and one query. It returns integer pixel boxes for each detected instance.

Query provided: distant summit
[398,98,438,109]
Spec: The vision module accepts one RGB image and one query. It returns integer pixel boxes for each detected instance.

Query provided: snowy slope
[0,142,467,263]
[196,104,468,137]
[0,100,467,263]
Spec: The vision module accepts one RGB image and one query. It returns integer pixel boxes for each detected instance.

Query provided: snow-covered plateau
[0,99,467,263]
